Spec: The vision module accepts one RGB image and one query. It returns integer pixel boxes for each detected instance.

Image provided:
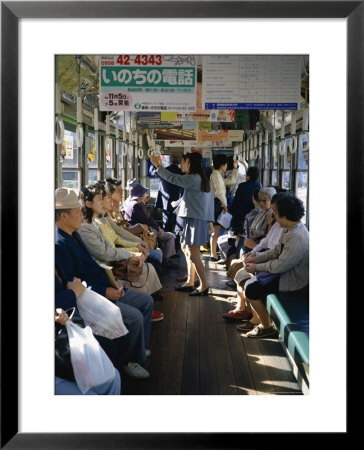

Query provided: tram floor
[121,251,303,395]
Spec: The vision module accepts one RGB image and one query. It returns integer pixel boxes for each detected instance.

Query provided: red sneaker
[222,309,253,322]
[151,310,164,322]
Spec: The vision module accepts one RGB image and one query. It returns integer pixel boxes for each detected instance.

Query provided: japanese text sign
[100,55,197,112]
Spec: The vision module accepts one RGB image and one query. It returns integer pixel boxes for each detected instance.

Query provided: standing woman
[150,152,214,296]
[209,154,238,261]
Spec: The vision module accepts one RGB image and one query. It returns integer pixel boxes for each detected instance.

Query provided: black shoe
[209,257,219,262]
[175,285,194,292]
[189,287,209,296]
[152,293,164,301]
[225,280,236,288]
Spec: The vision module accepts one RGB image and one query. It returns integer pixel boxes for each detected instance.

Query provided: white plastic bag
[65,321,116,394]
[217,211,232,229]
[76,286,128,339]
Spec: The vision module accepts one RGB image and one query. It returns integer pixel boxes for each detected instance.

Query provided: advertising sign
[203,55,301,110]
[163,140,232,148]
[227,130,244,141]
[62,134,74,159]
[198,130,229,142]
[100,55,197,112]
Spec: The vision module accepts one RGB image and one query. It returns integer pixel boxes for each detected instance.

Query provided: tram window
[264,144,269,169]
[298,142,309,170]
[149,178,160,199]
[119,168,126,189]
[106,169,115,178]
[295,172,308,224]
[88,169,100,184]
[62,170,80,191]
[282,171,290,190]
[271,143,278,169]
[271,170,278,186]
[62,128,78,168]
[117,141,124,169]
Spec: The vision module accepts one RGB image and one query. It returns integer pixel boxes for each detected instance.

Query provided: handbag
[55,307,84,382]
[256,271,280,286]
[140,230,157,250]
[110,259,149,287]
[125,223,145,236]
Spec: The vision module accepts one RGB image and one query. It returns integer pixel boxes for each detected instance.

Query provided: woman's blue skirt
[181,217,209,246]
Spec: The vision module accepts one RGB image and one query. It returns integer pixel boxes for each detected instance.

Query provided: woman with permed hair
[239,194,309,339]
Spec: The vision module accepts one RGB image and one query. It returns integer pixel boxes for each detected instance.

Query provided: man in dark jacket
[230,166,262,235]
[153,156,183,232]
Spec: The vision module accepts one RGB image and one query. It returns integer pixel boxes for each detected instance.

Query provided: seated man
[55,187,153,379]
[237,194,309,338]
[124,182,177,266]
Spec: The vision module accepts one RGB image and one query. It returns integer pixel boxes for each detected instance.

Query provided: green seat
[267,293,309,386]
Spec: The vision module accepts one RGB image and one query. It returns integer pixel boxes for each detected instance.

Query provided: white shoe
[145,349,151,358]
[123,362,150,379]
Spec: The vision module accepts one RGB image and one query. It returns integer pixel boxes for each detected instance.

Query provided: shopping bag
[65,321,116,393]
[217,211,232,228]
[76,285,128,339]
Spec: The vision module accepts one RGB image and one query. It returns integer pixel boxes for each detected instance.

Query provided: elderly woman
[222,192,286,321]
[239,186,276,256]
[124,182,176,263]
[236,194,309,338]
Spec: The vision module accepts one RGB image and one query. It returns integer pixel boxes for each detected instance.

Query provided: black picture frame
[1,1,357,448]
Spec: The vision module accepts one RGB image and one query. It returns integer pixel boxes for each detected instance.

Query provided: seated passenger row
[218,189,309,339]
[55,180,171,394]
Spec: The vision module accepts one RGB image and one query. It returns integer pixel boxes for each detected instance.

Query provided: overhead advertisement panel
[99,55,197,112]
[163,140,232,148]
[202,55,301,110]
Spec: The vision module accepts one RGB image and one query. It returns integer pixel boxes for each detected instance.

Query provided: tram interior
[55,54,309,395]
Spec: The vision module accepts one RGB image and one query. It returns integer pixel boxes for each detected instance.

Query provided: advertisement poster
[203,55,301,110]
[198,129,229,142]
[100,55,197,112]
[62,134,74,159]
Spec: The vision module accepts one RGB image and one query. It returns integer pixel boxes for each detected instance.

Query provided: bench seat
[266,292,309,391]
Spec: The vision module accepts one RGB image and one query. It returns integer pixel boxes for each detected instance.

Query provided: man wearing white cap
[55,188,153,380]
